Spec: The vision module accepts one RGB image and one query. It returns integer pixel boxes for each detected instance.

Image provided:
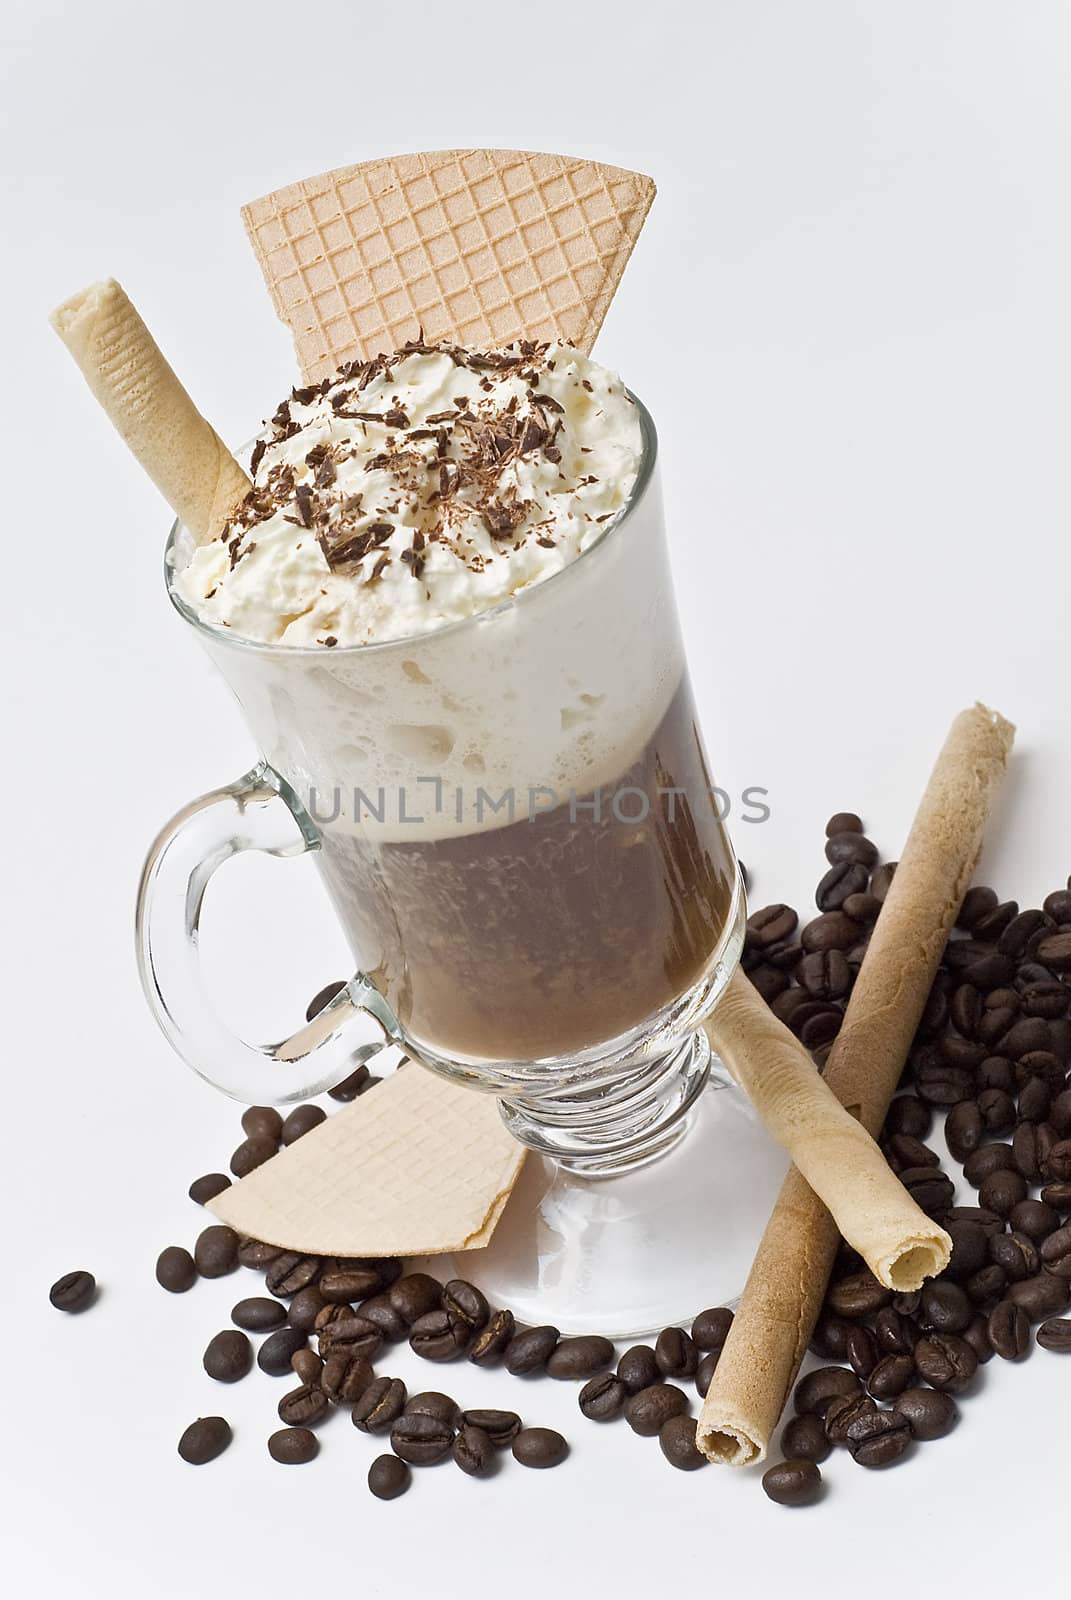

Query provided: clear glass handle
[135,761,400,1104]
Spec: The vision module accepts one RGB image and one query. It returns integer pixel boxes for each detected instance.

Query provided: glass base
[441,1065,791,1338]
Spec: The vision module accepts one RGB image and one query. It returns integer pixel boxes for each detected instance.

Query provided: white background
[2,2,1069,1595]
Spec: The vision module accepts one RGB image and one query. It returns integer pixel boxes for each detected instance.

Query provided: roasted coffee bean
[979,1168,1029,1216]
[959,886,998,929]
[546,1334,615,1379]
[941,1205,1004,1236]
[825,832,878,869]
[865,861,894,902]
[460,1408,521,1448]
[816,861,870,912]
[653,1327,697,1379]
[389,1272,442,1323]
[469,1308,516,1365]
[193,1225,240,1279]
[1021,981,1070,1020]
[306,980,346,1021]
[406,1392,461,1429]
[842,893,880,927]
[1052,1092,1071,1136]
[177,1416,232,1464]
[322,1351,375,1404]
[1012,1123,1043,1183]
[319,1264,382,1302]
[1041,1223,1071,1274]
[1003,1018,1053,1059]
[940,1035,986,1070]
[409,1309,470,1361]
[618,1344,661,1393]
[352,1376,406,1432]
[203,1329,253,1383]
[747,904,798,948]
[945,1101,984,1160]
[874,1307,917,1356]
[1036,1317,1071,1351]
[801,912,863,953]
[766,940,807,971]
[965,1264,1007,1305]
[977,1056,1016,1093]
[750,964,791,1003]
[943,1221,989,1283]
[328,1063,371,1102]
[1009,1199,1059,1243]
[899,1166,956,1216]
[1007,1272,1071,1318]
[919,1281,973,1335]
[229,1136,277,1178]
[453,1424,494,1476]
[867,1354,915,1401]
[236,1239,283,1270]
[974,900,1020,940]
[391,1412,455,1465]
[369,1453,411,1499]
[319,1314,382,1362]
[762,1458,822,1505]
[440,1278,489,1333]
[624,1383,689,1436]
[505,1324,560,1375]
[845,1325,878,1380]
[978,1007,1017,1047]
[964,1143,1016,1186]
[800,1009,843,1049]
[883,1096,932,1139]
[914,1333,978,1392]
[287,1286,328,1333]
[291,1349,323,1387]
[231,1296,286,1332]
[579,1373,628,1421]
[794,1366,862,1418]
[657,1413,706,1471]
[1016,1051,1065,1090]
[892,1289,923,1314]
[155,1246,196,1294]
[798,949,852,1002]
[241,1104,282,1141]
[1041,1181,1071,1210]
[280,1103,327,1144]
[826,811,863,837]
[915,1060,974,1106]
[950,984,983,1038]
[1017,1077,1053,1123]
[962,1314,995,1365]
[990,1231,1040,1280]
[827,1270,892,1319]
[695,1350,719,1396]
[772,988,816,1027]
[893,1388,958,1441]
[188,1173,230,1205]
[823,1391,877,1445]
[1043,890,1071,924]
[357,1294,410,1343]
[256,1324,307,1376]
[1044,1140,1071,1183]
[1037,931,1071,971]
[884,1134,940,1171]
[512,1427,569,1469]
[810,1313,853,1360]
[999,909,1052,959]
[268,1426,318,1464]
[49,1269,97,1314]
[278,1384,329,1427]
[780,1412,831,1463]
[843,1411,911,1470]
[265,1252,321,1297]
[987,1299,1031,1359]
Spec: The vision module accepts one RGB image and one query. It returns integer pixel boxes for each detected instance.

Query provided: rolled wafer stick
[706,970,951,1289]
[50,279,249,544]
[698,702,1015,1466]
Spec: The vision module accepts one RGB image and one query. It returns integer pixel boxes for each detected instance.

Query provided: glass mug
[137,399,787,1333]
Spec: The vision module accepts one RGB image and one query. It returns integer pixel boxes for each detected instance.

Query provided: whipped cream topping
[174,339,642,647]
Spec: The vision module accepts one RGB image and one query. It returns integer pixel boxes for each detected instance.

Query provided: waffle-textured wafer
[207,1060,526,1257]
[242,149,656,381]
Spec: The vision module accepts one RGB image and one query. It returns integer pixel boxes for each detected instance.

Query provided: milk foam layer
[175,340,642,648]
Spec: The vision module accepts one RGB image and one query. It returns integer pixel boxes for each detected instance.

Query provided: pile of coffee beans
[745,815,1071,1505]
[49,821,1071,1506]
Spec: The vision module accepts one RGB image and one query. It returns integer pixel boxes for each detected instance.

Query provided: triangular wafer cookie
[207,1061,525,1257]
[242,148,656,381]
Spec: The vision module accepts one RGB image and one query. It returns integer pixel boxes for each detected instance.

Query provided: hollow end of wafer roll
[695,1418,761,1468]
[879,1233,951,1292]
